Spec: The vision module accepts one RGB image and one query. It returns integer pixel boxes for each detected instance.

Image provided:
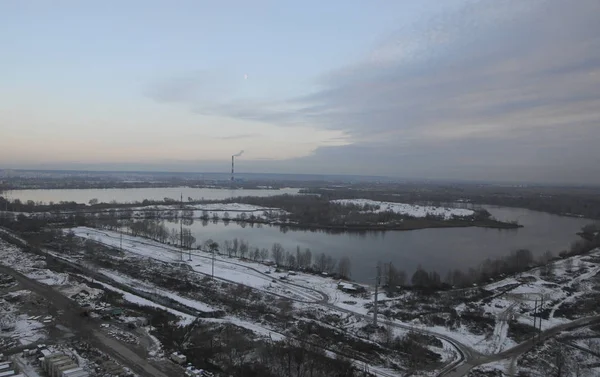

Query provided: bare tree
[316,253,327,272]
[338,256,351,279]
[296,246,303,269]
[204,238,216,252]
[260,248,269,262]
[239,240,249,259]
[324,255,336,273]
[304,248,312,269]
[385,263,406,292]
[252,247,260,261]
[232,238,239,257]
[271,243,284,265]
[285,252,296,269]
[411,265,430,287]
[168,228,179,245]
[224,240,232,257]
[181,228,195,248]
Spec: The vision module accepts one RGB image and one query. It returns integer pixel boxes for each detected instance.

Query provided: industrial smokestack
[231,150,244,182]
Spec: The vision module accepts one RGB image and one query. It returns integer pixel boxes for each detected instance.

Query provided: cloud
[215,133,260,140]
[145,70,235,104]
[145,0,600,183]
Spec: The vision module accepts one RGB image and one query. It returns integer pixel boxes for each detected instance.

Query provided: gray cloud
[146,0,600,184]
[215,133,260,140]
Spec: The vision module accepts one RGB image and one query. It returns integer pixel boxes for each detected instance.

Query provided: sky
[1,0,600,184]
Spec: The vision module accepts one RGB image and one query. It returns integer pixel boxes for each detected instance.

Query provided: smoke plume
[232,150,244,157]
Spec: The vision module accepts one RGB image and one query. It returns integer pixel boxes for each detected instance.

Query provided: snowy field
[0,239,69,286]
[426,249,600,355]
[0,290,47,346]
[98,269,217,313]
[2,229,418,376]
[331,199,474,219]
[72,227,326,303]
[82,278,197,326]
[480,249,600,330]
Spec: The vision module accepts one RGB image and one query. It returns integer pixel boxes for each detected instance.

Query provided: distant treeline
[0,193,520,232]
[301,184,600,220]
[216,194,519,231]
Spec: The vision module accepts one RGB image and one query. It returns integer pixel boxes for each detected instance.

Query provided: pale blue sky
[1,0,600,183]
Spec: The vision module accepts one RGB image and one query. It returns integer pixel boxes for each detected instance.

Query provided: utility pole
[373,263,381,326]
[538,296,544,342]
[180,193,183,261]
[212,247,215,279]
[120,232,123,251]
[533,298,538,332]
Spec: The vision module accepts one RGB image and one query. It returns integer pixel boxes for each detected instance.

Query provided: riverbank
[273,218,522,232]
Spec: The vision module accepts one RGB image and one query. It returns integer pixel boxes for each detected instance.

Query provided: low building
[62,367,87,377]
[337,281,358,293]
[41,353,88,377]
[170,352,187,365]
[50,357,75,377]
[55,363,78,377]
[101,360,124,376]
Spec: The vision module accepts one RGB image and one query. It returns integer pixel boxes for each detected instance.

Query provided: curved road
[9,225,600,377]
[76,228,475,375]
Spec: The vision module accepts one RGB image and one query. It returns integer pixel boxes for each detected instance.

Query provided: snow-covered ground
[2,228,414,376]
[480,250,600,330]
[422,249,600,356]
[73,227,325,302]
[0,290,47,346]
[331,199,474,219]
[98,269,217,313]
[0,238,69,286]
[83,277,197,326]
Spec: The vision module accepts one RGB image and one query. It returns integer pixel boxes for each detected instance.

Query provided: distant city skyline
[1,0,600,184]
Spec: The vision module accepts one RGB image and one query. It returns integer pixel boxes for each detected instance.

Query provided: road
[11,226,600,377]
[441,315,600,377]
[76,227,479,376]
[0,263,174,377]
[78,228,476,375]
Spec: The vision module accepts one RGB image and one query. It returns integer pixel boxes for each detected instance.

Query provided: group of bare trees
[255,340,360,377]
[381,262,407,293]
[219,239,352,278]
[96,219,197,249]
